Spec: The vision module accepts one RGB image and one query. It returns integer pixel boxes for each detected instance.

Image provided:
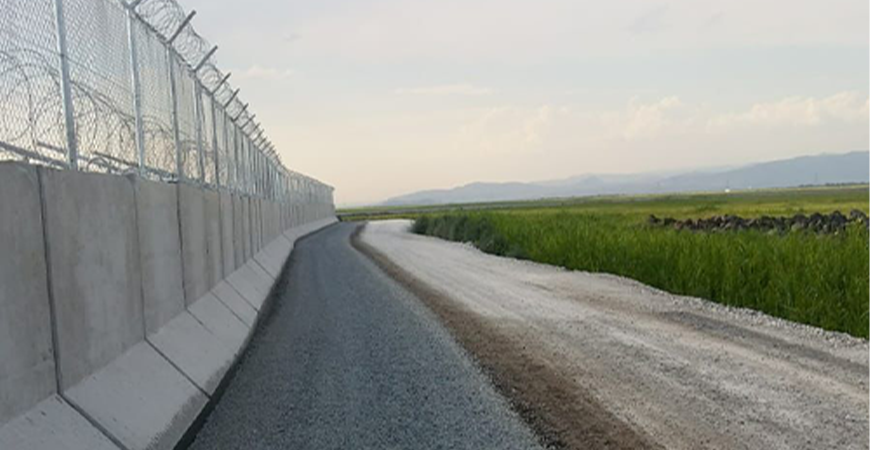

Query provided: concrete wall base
[211,281,258,327]
[187,294,249,362]
[0,396,119,450]
[226,265,270,311]
[148,311,239,395]
[63,343,208,450]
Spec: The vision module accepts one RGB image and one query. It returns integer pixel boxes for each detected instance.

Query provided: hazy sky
[183,0,868,205]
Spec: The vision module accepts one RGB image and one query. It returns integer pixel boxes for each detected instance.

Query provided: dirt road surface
[358,220,869,450]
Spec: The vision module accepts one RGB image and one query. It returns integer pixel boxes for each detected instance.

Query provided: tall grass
[414,210,869,338]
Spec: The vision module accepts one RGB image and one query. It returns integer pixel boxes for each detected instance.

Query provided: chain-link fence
[0,0,333,207]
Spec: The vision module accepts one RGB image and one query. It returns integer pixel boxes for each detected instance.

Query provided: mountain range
[382,151,869,206]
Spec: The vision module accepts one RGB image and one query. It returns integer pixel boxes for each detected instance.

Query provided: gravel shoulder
[359,220,869,450]
[189,222,542,450]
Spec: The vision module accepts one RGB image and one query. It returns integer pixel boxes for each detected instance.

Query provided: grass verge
[412,204,868,338]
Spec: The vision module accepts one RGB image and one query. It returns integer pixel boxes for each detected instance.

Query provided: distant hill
[383,151,869,206]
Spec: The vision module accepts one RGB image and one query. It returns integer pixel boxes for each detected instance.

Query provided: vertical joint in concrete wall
[35,168,63,394]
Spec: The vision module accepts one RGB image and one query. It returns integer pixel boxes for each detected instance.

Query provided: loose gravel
[361,220,869,450]
[188,222,543,450]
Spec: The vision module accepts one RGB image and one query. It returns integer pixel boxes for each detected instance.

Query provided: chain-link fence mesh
[134,16,175,180]
[0,0,66,167]
[0,0,333,204]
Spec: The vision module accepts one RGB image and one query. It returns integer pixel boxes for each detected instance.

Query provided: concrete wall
[0,162,337,449]
[252,198,261,253]
[220,192,235,278]
[41,168,144,390]
[0,163,54,424]
[179,184,208,306]
[134,178,185,335]
[204,190,223,290]
[242,197,251,262]
[232,193,244,271]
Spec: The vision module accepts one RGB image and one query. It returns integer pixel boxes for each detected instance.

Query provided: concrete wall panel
[219,191,234,278]
[260,200,268,243]
[258,199,265,249]
[232,194,244,270]
[270,201,279,240]
[242,197,251,262]
[0,163,55,425]
[264,201,272,242]
[204,190,222,291]
[41,168,143,389]
[178,184,208,306]
[133,178,185,335]
[252,199,261,253]
[284,203,290,231]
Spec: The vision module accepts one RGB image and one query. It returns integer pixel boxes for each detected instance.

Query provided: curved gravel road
[359,220,869,450]
[188,222,542,450]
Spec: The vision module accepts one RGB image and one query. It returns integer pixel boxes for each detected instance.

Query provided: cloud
[703,11,725,30]
[394,83,494,96]
[451,92,867,156]
[628,5,670,35]
[708,91,870,131]
[454,104,569,156]
[234,65,295,81]
[283,32,302,43]
[620,96,685,140]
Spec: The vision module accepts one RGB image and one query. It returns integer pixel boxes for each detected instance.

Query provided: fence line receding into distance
[0,0,333,206]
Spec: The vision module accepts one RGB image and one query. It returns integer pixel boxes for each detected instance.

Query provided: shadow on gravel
[178,224,338,450]
[350,223,662,450]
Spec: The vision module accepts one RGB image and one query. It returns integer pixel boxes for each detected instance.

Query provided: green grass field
[374,186,869,338]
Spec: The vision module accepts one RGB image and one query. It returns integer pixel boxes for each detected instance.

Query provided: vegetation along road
[359,220,868,450]
[347,186,869,337]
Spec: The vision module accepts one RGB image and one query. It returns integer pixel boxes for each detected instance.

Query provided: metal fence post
[210,96,220,188]
[168,54,183,180]
[53,0,79,170]
[249,144,255,195]
[252,142,259,196]
[255,149,261,196]
[252,147,257,195]
[242,132,249,194]
[126,7,146,176]
[232,125,239,192]
[250,140,256,196]
[194,83,205,184]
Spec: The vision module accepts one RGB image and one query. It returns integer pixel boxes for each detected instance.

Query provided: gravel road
[188,222,542,450]
[359,220,869,450]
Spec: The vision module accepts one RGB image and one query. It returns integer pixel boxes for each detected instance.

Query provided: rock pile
[648,210,869,234]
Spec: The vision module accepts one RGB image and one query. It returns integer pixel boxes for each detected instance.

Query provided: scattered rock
[648,211,869,234]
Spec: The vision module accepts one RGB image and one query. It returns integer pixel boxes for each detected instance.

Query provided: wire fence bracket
[167,10,196,45]
[193,45,218,72]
